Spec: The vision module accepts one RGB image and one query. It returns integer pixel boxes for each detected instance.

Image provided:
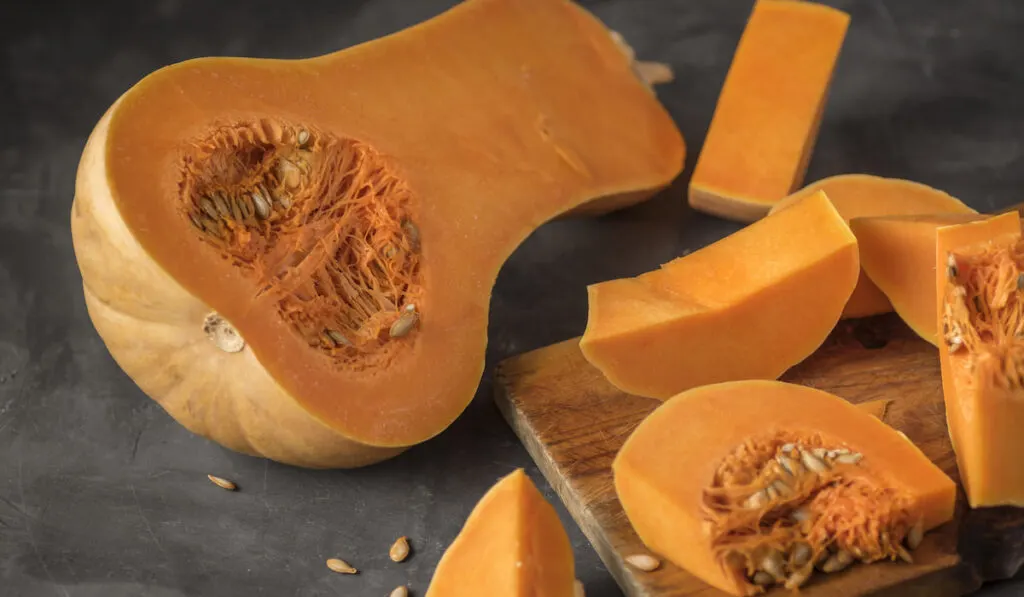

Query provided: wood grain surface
[494,314,1024,596]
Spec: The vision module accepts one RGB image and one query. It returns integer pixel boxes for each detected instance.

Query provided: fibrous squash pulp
[580,190,858,399]
[936,211,1024,507]
[771,174,976,319]
[425,469,576,597]
[69,0,685,467]
[613,381,956,596]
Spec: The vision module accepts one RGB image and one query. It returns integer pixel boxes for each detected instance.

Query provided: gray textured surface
[2,0,1024,595]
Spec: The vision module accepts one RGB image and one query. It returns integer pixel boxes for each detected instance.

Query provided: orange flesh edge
[580,190,859,399]
[771,174,977,318]
[851,213,988,345]
[613,381,956,596]
[100,0,684,447]
[424,469,575,597]
[689,0,849,217]
[936,211,1024,507]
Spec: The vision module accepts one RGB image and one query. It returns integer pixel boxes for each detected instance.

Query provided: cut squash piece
[580,190,859,399]
[688,0,850,222]
[425,469,576,597]
[851,213,988,345]
[771,174,977,318]
[937,211,1024,507]
[613,380,957,596]
[69,0,685,468]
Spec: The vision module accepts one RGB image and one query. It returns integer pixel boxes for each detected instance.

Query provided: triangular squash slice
[425,469,576,596]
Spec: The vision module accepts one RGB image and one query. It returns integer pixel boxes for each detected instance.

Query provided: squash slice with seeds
[613,380,956,596]
[69,0,684,468]
[937,211,1024,507]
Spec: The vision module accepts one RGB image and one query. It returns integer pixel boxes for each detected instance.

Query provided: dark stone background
[3,0,1024,595]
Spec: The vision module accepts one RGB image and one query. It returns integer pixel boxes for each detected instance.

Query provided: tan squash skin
[70,0,685,468]
[769,174,976,319]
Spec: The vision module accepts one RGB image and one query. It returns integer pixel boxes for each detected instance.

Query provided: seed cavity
[625,554,660,572]
[703,436,924,593]
[178,121,423,367]
[207,474,237,491]
[326,558,357,574]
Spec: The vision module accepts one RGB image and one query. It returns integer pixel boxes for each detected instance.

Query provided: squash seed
[791,506,811,522]
[207,474,237,491]
[820,550,853,573]
[390,587,409,597]
[625,554,660,571]
[771,479,793,497]
[800,449,830,474]
[237,196,254,220]
[947,254,959,280]
[811,447,828,459]
[327,329,351,347]
[948,337,963,354]
[200,197,218,219]
[785,566,813,590]
[764,484,779,501]
[751,571,775,586]
[212,192,230,216]
[390,312,419,338]
[326,558,357,574]
[389,536,410,562]
[252,190,271,219]
[297,129,310,148]
[791,543,812,568]
[573,579,585,597]
[780,443,795,454]
[403,219,421,251]
[230,195,243,221]
[835,453,863,465]
[896,545,914,564]
[760,549,786,582]
[189,213,204,231]
[907,518,924,550]
[743,489,767,510]
[777,455,803,476]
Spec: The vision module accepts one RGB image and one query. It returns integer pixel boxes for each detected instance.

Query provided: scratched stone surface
[2,0,1024,596]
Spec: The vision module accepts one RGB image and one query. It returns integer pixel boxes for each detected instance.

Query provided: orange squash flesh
[580,190,859,400]
[936,212,1024,507]
[770,174,977,318]
[850,214,988,345]
[688,0,850,222]
[70,0,685,467]
[613,381,957,596]
[425,469,575,597]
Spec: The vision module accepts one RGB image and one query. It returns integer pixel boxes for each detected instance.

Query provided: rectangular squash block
[689,0,850,222]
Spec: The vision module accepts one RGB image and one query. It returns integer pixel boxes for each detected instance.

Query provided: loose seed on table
[389,536,410,562]
[326,558,357,574]
[625,554,660,571]
[207,474,237,491]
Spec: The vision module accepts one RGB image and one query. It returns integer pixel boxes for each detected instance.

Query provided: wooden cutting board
[494,313,1024,596]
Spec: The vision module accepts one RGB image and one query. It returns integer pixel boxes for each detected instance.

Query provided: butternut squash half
[850,213,988,345]
[425,469,576,597]
[580,190,858,400]
[770,174,976,318]
[937,212,1024,507]
[69,0,685,468]
[688,0,850,222]
[613,380,956,596]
